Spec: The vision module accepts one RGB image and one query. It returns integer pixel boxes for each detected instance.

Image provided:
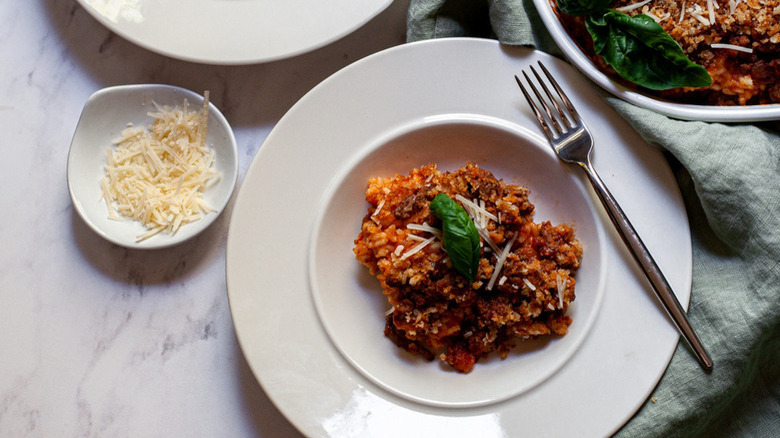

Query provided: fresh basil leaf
[557,0,611,17]
[585,11,712,90]
[429,194,481,282]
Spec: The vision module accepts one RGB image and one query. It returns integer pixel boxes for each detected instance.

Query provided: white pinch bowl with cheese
[67,84,238,249]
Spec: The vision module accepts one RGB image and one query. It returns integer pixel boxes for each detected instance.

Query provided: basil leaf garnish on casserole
[429,193,481,282]
[584,10,713,90]
[556,0,713,91]
[557,0,611,16]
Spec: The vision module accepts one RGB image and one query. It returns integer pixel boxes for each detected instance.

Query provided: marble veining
[0,0,408,436]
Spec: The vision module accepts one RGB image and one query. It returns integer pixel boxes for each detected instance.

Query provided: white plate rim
[531,0,780,122]
[75,0,393,65]
[226,38,692,437]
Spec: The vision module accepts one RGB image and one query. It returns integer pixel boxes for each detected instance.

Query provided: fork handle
[579,159,713,371]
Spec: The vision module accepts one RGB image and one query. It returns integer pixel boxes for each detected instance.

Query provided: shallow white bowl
[532,0,780,122]
[67,84,238,249]
[308,114,606,408]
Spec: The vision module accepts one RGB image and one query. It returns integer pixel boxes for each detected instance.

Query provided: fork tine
[537,61,581,124]
[521,70,564,137]
[530,65,572,131]
[514,75,557,142]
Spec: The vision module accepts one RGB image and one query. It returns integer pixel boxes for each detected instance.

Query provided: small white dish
[67,84,238,249]
[532,0,780,122]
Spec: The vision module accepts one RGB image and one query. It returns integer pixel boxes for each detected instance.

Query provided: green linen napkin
[408,1,780,437]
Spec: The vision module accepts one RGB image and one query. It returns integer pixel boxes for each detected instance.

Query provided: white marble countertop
[0,1,408,436]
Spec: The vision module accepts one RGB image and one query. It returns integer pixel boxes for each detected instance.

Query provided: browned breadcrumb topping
[353,163,583,373]
[557,0,780,105]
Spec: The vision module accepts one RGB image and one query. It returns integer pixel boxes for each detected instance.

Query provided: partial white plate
[68,84,238,249]
[227,38,692,437]
[76,0,393,65]
[532,0,780,122]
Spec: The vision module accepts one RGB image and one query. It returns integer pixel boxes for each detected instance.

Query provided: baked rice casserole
[353,163,583,373]
[555,0,780,105]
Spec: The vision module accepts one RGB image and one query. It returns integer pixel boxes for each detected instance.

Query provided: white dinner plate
[532,0,780,122]
[76,0,393,64]
[226,38,692,437]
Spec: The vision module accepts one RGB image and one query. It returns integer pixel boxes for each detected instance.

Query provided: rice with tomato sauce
[353,163,583,373]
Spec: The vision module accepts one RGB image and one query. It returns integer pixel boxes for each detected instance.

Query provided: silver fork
[515,61,713,371]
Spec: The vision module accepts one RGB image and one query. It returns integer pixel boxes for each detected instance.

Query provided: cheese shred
[486,234,518,291]
[710,43,754,53]
[100,92,222,241]
[615,0,652,12]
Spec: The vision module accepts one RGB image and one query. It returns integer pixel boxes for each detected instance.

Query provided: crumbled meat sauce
[556,0,780,105]
[353,163,583,373]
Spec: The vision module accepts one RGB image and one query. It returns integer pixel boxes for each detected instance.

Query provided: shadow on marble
[70,206,227,286]
[236,336,305,437]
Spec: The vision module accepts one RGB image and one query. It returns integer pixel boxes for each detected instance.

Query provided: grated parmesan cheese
[407,222,442,238]
[706,0,716,24]
[556,273,567,309]
[615,0,652,12]
[690,4,711,26]
[728,0,739,15]
[486,234,517,290]
[371,199,385,224]
[711,43,753,53]
[100,92,222,241]
[400,236,436,260]
[455,194,500,253]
